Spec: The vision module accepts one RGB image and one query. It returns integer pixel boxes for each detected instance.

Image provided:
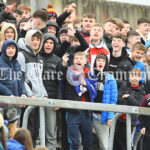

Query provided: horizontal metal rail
[0,96,150,115]
[1,96,149,150]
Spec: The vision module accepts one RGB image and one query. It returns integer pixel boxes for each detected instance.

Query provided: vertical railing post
[39,107,45,146]
[22,106,36,128]
[126,114,132,150]
[108,113,122,150]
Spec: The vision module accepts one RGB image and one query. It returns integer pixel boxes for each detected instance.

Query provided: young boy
[46,20,59,35]
[131,42,146,83]
[12,9,22,25]
[19,10,48,38]
[93,53,118,150]
[80,13,96,43]
[125,31,141,55]
[17,29,47,145]
[121,20,131,36]
[114,68,146,150]
[103,18,124,49]
[85,23,109,71]
[60,52,97,150]
[0,40,26,97]
[136,18,150,44]
[17,4,31,19]
[40,33,62,150]
[108,34,132,83]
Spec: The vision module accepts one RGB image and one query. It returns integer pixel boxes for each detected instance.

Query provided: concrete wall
[15,0,150,29]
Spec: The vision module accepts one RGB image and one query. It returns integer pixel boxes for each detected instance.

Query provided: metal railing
[0,96,150,150]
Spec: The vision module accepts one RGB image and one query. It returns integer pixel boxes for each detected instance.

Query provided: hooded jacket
[17,29,47,98]
[7,139,25,150]
[40,33,62,99]
[0,40,26,96]
[1,23,18,42]
[93,53,118,123]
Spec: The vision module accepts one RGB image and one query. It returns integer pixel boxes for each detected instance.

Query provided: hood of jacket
[1,40,18,61]
[23,29,44,55]
[1,23,18,42]
[46,20,59,31]
[7,139,25,150]
[40,33,57,56]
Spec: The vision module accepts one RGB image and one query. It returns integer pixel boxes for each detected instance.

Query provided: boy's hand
[122,94,130,99]
[67,3,76,14]
[66,25,75,42]
[23,18,33,31]
[62,53,69,66]
[81,79,87,86]
[31,96,36,99]
[54,107,60,111]
[5,3,16,13]
[141,128,146,135]
[21,94,27,98]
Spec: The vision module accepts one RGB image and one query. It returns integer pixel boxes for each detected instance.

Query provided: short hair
[127,30,140,39]
[33,10,48,23]
[17,4,31,12]
[137,18,150,25]
[130,68,142,77]
[105,18,124,29]
[96,53,106,61]
[82,13,96,19]
[132,42,146,52]
[73,17,82,28]
[113,34,125,42]
[73,17,82,24]
[74,52,87,59]
[122,19,130,24]
[32,32,43,40]
[35,146,48,150]
[13,9,22,15]
[91,23,103,30]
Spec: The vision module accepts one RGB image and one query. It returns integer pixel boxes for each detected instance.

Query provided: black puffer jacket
[40,33,62,99]
[109,47,134,88]
[117,81,146,125]
[56,29,89,66]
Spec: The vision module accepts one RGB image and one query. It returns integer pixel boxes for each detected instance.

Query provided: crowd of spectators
[0,1,150,150]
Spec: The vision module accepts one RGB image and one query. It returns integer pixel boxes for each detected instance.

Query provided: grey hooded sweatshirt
[17,29,47,98]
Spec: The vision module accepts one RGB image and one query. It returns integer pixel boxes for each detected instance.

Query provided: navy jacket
[0,40,26,96]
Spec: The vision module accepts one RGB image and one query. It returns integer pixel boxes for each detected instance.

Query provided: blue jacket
[7,139,25,150]
[101,73,118,123]
[134,61,145,83]
[0,40,26,96]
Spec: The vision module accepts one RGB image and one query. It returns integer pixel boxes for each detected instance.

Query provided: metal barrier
[0,96,150,149]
